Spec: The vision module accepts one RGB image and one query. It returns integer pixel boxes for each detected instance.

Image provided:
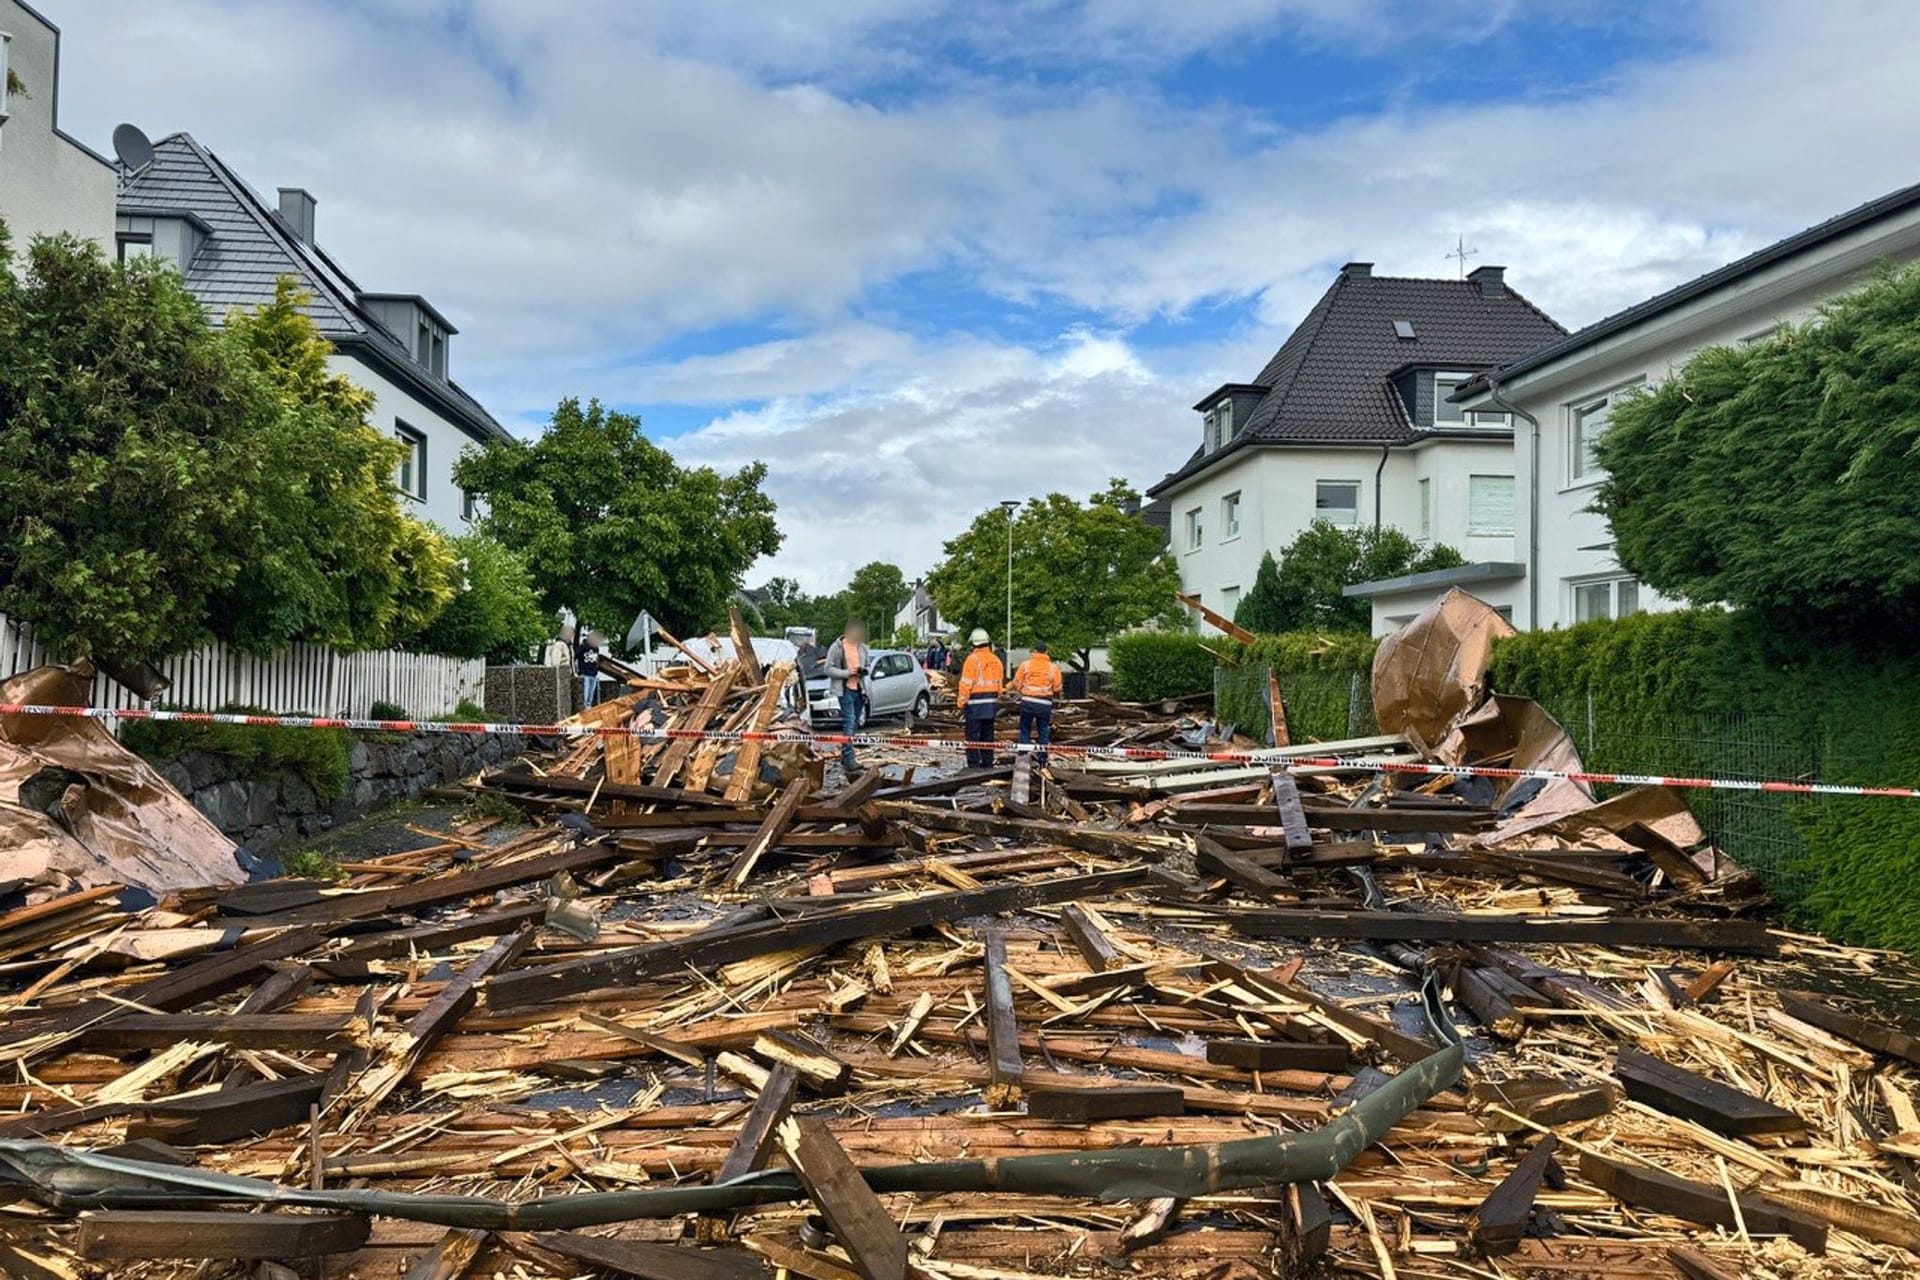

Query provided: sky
[41,0,1920,593]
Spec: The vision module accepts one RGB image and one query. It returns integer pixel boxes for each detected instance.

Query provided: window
[1571,396,1613,481]
[875,653,911,678]
[1220,586,1242,618]
[1221,491,1242,540]
[1433,372,1471,425]
[1571,576,1641,623]
[1467,474,1515,536]
[1203,400,1234,453]
[460,487,479,522]
[1469,409,1510,429]
[117,234,155,262]
[1392,319,1416,340]
[395,424,427,500]
[1417,479,1431,539]
[1315,480,1359,527]
[430,330,447,379]
[1185,507,1203,551]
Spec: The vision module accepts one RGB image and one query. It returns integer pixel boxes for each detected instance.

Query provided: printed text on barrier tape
[1,702,1915,800]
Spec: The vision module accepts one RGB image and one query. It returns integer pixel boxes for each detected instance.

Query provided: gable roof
[1460,179,1920,397]
[118,133,509,445]
[1149,267,1564,496]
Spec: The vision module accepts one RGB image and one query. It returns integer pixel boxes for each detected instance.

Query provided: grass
[278,849,347,881]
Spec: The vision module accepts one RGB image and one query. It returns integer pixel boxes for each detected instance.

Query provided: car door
[871,653,911,715]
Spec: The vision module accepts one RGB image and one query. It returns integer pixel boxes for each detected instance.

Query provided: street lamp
[998,500,1019,652]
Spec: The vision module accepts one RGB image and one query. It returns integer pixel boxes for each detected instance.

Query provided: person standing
[573,628,601,709]
[956,628,1005,767]
[924,636,948,676]
[1010,642,1064,766]
[823,621,868,775]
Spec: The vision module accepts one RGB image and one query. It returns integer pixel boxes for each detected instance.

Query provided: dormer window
[1203,400,1234,452]
[1433,371,1472,426]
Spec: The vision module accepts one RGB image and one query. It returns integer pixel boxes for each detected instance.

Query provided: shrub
[368,700,409,721]
[1109,632,1216,702]
[121,705,352,799]
[279,849,346,881]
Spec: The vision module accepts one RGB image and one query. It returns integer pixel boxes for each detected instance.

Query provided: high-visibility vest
[1011,654,1062,704]
[957,647,1004,707]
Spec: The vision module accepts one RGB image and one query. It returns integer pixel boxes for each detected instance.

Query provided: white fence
[0,613,485,719]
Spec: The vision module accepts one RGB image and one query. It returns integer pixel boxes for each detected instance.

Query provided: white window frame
[1417,478,1431,540]
[1315,480,1360,528]
[1432,371,1472,426]
[395,422,428,501]
[1466,474,1515,537]
[0,33,11,126]
[1568,575,1641,623]
[460,487,479,522]
[1221,491,1241,541]
[1184,507,1203,552]
[1220,585,1242,618]
[1567,379,1642,486]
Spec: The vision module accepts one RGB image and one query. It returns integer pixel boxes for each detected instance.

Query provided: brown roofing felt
[1150,268,1564,495]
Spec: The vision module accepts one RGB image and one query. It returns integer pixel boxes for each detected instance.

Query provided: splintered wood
[0,643,1917,1279]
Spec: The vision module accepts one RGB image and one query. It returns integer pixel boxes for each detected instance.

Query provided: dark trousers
[1017,702,1052,764]
[964,707,997,767]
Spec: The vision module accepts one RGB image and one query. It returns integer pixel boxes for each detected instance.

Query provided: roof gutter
[1482,374,1538,627]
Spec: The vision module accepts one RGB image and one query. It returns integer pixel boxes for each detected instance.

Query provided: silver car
[805,648,932,727]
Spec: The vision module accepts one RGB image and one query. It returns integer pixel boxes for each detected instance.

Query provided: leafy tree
[214,280,456,652]
[0,229,254,664]
[1262,522,1465,632]
[840,561,908,634]
[408,530,550,661]
[1233,551,1289,633]
[455,398,782,641]
[1596,263,1920,630]
[926,479,1181,668]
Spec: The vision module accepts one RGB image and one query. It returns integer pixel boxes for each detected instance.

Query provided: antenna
[1445,233,1478,279]
[112,123,155,175]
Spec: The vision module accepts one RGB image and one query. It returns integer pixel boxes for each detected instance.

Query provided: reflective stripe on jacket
[1011,654,1062,703]
[956,647,1005,707]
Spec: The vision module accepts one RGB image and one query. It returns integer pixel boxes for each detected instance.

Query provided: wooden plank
[1167,803,1490,834]
[1205,1039,1348,1073]
[1778,989,1920,1066]
[724,659,797,803]
[1467,1133,1558,1256]
[1266,670,1290,748]
[1059,904,1121,972]
[1232,909,1780,953]
[983,927,1023,1096]
[716,1063,799,1184]
[728,605,761,679]
[1268,770,1313,852]
[1576,1151,1826,1253]
[1615,1047,1803,1136]
[879,801,1180,861]
[724,776,812,888]
[77,1211,370,1260]
[1194,836,1298,898]
[1667,1246,1743,1280]
[1176,592,1255,643]
[753,1030,851,1096]
[529,1232,765,1280]
[488,867,1146,1008]
[777,1116,908,1280]
[74,1013,362,1053]
[1026,1084,1184,1122]
[126,1073,329,1145]
[871,765,1011,801]
[653,664,741,789]
[402,1228,489,1280]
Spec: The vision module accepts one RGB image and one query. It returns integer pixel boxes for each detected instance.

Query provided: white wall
[0,3,116,254]
[1491,204,1920,630]
[1397,436,1517,564]
[330,352,489,532]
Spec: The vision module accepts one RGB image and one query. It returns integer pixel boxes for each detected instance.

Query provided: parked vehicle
[804,648,931,726]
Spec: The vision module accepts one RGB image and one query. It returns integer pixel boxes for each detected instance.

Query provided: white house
[116,133,510,530]
[1149,263,1565,626]
[1352,182,1920,634]
[0,1,115,253]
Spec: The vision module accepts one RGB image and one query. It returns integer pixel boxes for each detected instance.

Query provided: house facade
[1361,181,1920,634]
[1149,263,1564,624]
[0,1,115,253]
[893,579,946,640]
[117,133,510,529]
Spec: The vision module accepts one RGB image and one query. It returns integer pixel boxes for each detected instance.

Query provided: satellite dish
[112,123,155,173]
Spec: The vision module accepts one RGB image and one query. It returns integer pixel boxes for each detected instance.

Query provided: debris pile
[0,594,1915,1278]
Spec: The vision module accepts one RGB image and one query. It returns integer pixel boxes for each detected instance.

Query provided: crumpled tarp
[0,666,243,897]
[1369,588,1516,753]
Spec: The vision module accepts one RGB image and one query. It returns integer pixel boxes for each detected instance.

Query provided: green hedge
[122,706,353,800]
[1488,611,1920,952]
[1109,632,1217,702]
[1110,629,1380,743]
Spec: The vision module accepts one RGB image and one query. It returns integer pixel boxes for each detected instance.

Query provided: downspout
[1484,375,1538,628]
[1373,443,1390,530]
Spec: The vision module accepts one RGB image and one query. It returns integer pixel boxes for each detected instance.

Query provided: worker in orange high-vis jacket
[1010,641,1064,766]
[955,627,1005,767]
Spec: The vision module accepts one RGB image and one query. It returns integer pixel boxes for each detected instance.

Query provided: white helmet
[969,627,991,646]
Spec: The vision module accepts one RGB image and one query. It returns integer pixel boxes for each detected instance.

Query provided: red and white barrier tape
[1,702,1913,800]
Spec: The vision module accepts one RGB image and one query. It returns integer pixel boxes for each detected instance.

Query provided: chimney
[277,187,317,244]
[1467,264,1506,297]
[1341,262,1373,280]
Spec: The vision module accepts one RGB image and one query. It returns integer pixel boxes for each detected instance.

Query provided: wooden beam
[1467,1133,1558,1256]
[1026,1084,1184,1122]
[1778,989,1920,1066]
[1268,770,1313,852]
[1205,1039,1348,1073]
[77,1211,370,1260]
[1577,1151,1826,1253]
[724,776,813,887]
[716,1063,799,1184]
[728,605,761,679]
[724,659,796,803]
[983,927,1023,1097]
[402,1228,489,1280]
[126,1073,328,1146]
[1615,1047,1803,1136]
[1177,591,1255,643]
[529,1232,765,1280]
[1231,909,1781,953]
[74,1013,362,1053]
[777,1116,909,1280]
[1059,904,1121,972]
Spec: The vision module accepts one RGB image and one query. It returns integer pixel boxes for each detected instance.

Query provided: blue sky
[44,0,1920,589]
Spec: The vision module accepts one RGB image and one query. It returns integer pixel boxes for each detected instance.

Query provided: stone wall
[156,732,524,854]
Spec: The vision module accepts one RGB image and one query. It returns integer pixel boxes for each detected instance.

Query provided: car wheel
[912,691,931,719]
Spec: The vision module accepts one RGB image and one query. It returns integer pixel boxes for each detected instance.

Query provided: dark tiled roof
[119,134,508,444]
[1459,179,1920,397]
[1149,269,1564,495]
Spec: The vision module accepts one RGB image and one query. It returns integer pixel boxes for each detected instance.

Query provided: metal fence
[0,612,485,720]
[1213,664,1377,744]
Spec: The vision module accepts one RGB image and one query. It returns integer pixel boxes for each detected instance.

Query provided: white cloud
[36,0,1920,591]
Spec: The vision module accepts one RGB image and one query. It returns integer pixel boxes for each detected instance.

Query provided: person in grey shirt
[822,621,868,775]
